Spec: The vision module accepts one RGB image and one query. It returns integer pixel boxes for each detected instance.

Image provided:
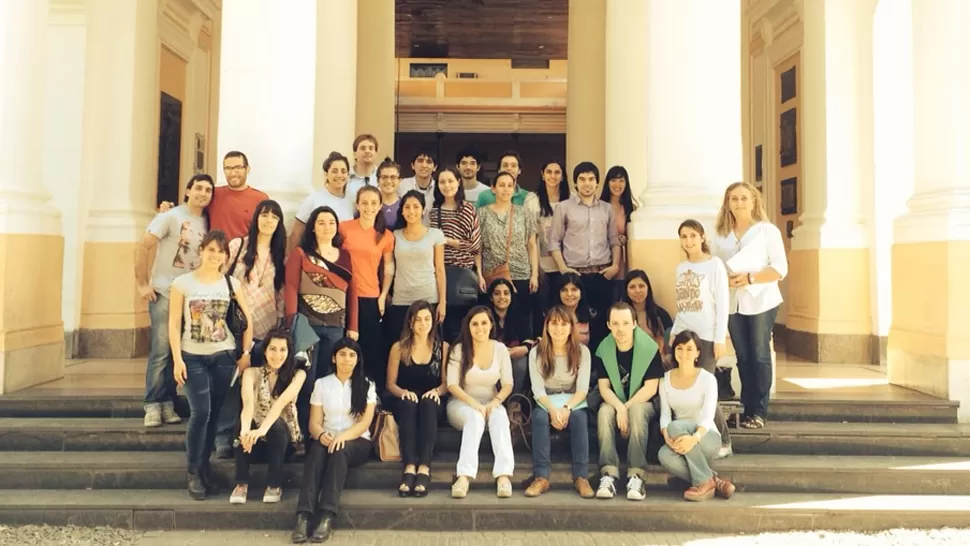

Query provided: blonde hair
[715,181,769,236]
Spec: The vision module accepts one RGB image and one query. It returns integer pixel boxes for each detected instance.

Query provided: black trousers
[296,438,371,516]
[393,397,441,467]
[511,279,536,339]
[443,305,472,344]
[358,297,386,394]
[233,418,290,488]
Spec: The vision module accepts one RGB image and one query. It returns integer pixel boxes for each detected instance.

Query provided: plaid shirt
[229,237,284,341]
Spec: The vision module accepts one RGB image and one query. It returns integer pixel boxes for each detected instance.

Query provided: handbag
[224,274,249,359]
[370,410,402,462]
[434,210,482,306]
[483,207,515,287]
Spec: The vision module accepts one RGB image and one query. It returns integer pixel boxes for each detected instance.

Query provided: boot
[187,473,206,501]
[291,512,310,543]
[683,478,716,502]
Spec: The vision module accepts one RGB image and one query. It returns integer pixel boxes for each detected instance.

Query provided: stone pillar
[313,0,358,190]
[628,0,742,312]
[565,0,605,178]
[75,0,160,358]
[889,0,970,423]
[356,0,395,158]
[604,0,648,198]
[0,0,64,392]
[786,0,876,363]
[218,0,317,219]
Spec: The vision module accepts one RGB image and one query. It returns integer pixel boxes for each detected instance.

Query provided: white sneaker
[715,444,734,460]
[143,406,162,428]
[161,402,182,424]
[230,484,248,504]
[595,475,616,499]
[626,475,646,501]
[263,487,282,503]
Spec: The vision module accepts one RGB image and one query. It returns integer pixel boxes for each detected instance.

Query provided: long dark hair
[537,160,569,217]
[261,328,298,398]
[331,337,370,417]
[299,206,344,259]
[355,185,388,243]
[623,269,665,336]
[557,272,591,323]
[601,165,637,219]
[395,190,426,230]
[235,200,286,291]
[453,306,494,389]
[432,167,464,208]
[486,278,528,344]
[398,300,440,365]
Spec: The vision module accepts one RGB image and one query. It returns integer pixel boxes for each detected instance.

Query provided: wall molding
[49,0,85,25]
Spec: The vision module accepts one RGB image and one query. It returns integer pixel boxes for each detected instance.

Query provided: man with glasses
[210,151,269,239]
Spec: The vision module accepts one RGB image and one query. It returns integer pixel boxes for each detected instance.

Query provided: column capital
[894,189,970,245]
[629,186,722,241]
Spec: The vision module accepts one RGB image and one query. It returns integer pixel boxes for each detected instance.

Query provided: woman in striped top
[429,167,481,342]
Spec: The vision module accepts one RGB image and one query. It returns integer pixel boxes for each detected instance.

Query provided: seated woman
[623,269,673,351]
[386,300,449,497]
[525,306,593,499]
[446,306,515,499]
[556,272,602,348]
[231,329,306,505]
[292,338,377,543]
[486,278,535,393]
[658,330,736,502]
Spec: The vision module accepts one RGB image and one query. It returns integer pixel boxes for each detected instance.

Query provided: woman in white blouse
[658,330,736,502]
[711,182,788,430]
[446,306,515,499]
[670,219,733,457]
[292,338,377,543]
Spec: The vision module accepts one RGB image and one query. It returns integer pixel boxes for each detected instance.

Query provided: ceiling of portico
[396,0,568,60]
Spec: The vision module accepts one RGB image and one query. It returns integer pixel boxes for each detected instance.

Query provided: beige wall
[160,45,186,101]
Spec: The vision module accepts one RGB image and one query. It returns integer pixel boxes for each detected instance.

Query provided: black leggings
[357,297,386,394]
[393,397,441,467]
[233,418,290,488]
[296,438,371,516]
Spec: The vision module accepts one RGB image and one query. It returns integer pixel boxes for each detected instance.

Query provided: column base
[77,327,150,359]
[79,241,150,358]
[0,341,65,394]
[626,238,682,312]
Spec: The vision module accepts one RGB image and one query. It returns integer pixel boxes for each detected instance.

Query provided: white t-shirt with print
[172,272,241,356]
[147,205,207,293]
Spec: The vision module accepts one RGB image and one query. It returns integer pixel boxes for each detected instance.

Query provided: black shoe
[310,513,334,543]
[291,512,310,544]
[187,473,206,501]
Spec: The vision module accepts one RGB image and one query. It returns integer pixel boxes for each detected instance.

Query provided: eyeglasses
[224,166,247,172]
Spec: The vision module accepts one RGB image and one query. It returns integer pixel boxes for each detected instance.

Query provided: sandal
[413,472,431,497]
[740,415,765,429]
[399,472,416,497]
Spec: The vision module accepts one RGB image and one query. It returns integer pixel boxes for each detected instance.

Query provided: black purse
[224,274,248,358]
[435,208,480,307]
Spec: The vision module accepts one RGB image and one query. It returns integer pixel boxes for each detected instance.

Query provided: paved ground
[4,527,970,546]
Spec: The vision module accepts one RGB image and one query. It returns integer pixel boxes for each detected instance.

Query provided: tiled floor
[11,356,942,402]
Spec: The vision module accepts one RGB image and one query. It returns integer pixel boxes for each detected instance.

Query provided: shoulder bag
[436,208,480,306]
[224,274,249,359]
[482,207,514,287]
[370,410,402,462]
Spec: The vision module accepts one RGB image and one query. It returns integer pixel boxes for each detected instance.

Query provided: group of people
[135,134,788,544]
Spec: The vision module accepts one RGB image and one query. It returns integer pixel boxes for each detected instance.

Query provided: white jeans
[446,398,515,479]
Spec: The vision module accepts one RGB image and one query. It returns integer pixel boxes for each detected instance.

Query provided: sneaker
[229,484,248,504]
[715,443,734,460]
[626,474,646,501]
[143,406,162,428]
[263,486,282,503]
[595,475,616,499]
[161,402,182,424]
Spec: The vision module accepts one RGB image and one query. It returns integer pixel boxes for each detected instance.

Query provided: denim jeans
[531,407,589,480]
[144,294,177,409]
[728,305,779,419]
[215,339,266,452]
[657,419,720,486]
[182,350,236,474]
[597,401,656,478]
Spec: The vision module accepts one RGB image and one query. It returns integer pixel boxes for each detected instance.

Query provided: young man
[346,134,379,197]
[550,161,621,338]
[455,148,489,204]
[475,150,534,208]
[134,175,214,427]
[594,302,665,501]
[398,150,437,225]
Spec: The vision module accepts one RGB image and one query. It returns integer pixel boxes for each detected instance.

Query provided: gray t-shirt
[295,188,356,224]
[391,227,445,305]
[147,206,207,293]
[172,272,241,356]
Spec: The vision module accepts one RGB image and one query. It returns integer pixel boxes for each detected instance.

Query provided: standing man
[455,148,489,203]
[134,175,214,427]
[475,150,534,208]
[550,161,621,336]
[399,149,437,225]
[346,134,380,198]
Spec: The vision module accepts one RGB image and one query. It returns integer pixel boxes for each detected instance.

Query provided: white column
[630,0,742,238]
[217,0,317,220]
[313,0,357,190]
[605,0,648,198]
[0,0,61,235]
[80,0,159,242]
[791,0,875,250]
[356,0,395,156]
[565,0,605,177]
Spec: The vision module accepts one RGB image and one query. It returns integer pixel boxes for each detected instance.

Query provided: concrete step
[0,394,957,423]
[0,452,968,495]
[2,488,970,533]
[3,418,970,457]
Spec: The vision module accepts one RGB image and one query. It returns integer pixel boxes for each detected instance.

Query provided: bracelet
[747,273,755,285]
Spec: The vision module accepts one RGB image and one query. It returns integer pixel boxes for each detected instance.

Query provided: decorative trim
[49,0,85,25]
[894,189,970,244]
[159,0,199,61]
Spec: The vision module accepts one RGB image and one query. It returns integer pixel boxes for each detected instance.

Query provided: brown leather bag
[371,410,402,462]
[483,206,515,286]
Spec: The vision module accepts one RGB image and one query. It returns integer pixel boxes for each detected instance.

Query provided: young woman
[486,278,535,393]
[386,301,449,497]
[659,330,736,502]
[532,160,569,331]
[670,219,733,458]
[623,270,673,350]
[429,167,482,343]
[477,171,538,328]
[556,273,599,348]
[170,230,254,500]
[525,306,593,499]
[446,306,515,499]
[384,191,447,348]
[377,157,403,227]
[339,186,395,391]
[231,329,306,505]
[290,151,356,252]
[601,166,637,287]
[292,338,377,544]
[711,181,788,430]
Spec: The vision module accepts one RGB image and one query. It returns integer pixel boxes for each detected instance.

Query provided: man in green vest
[593,302,665,501]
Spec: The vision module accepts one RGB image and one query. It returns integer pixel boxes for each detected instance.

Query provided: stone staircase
[0,394,968,533]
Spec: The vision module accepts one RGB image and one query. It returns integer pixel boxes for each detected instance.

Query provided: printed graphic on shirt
[188,298,231,343]
[173,221,204,269]
[675,269,705,313]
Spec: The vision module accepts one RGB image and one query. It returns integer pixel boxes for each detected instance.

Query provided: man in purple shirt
[549,161,622,329]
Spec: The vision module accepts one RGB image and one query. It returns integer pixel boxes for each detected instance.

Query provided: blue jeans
[144,294,177,409]
[728,305,779,419]
[531,406,589,480]
[215,339,266,452]
[182,350,236,474]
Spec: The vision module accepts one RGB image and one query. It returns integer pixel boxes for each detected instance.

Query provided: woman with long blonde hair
[711,182,788,430]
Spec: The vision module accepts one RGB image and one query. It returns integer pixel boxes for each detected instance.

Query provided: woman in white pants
[446,306,515,498]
